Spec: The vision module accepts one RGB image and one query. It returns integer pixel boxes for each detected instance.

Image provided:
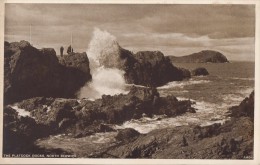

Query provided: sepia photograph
[0,0,259,164]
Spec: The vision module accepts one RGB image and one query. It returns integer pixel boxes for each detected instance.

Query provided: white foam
[115,98,231,134]
[232,77,254,81]
[89,132,116,144]
[125,84,149,88]
[77,28,129,99]
[10,105,31,117]
[157,79,211,89]
[78,67,128,99]
[222,87,254,107]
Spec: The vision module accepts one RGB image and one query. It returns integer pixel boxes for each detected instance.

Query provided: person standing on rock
[67,45,71,54]
[60,46,64,57]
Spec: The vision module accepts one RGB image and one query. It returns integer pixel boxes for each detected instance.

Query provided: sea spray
[77,28,127,99]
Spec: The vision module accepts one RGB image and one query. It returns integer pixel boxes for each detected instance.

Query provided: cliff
[168,50,229,63]
[4,41,91,104]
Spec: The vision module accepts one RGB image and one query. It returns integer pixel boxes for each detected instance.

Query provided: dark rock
[229,91,254,120]
[58,118,74,130]
[3,106,52,154]
[58,52,91,73]
[115,128,140,142]
[100,92,254,159]
[167,50,229,63]
[99,123,116,132]
[120,50,190,87]
[17,97,55,111]
[178,67,191,78]
[4,41,91,104]
[193,123,221,139]
[6,87,194,139]
[191,67,209,76]
[157,96,196,116]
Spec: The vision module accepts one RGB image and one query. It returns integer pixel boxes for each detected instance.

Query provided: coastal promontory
[167,50,229,63]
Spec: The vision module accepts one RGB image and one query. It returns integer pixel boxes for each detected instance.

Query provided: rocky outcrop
[229,91,254,120]
[3,106,52,154]
[168,50,229,63]
[97,91,254,159]
[4,41,91,104]
[6,90,253,158]
[115,128,140,142]
[191,67,209,76]
[118,49,191,86]
[101,117,253,159]
[3,86,196,155]
[58,52,90,73]
[16,87,194,134]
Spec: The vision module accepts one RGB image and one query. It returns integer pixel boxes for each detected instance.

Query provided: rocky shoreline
[3,40,253,159]
[3,88,254,159]
[99,91,254,159]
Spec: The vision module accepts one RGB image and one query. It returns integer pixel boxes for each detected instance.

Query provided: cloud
[4,4,255,61]
[119,32,254,61]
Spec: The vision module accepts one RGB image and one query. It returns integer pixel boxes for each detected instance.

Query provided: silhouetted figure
[60,46,64,57]
[67,45,72,54]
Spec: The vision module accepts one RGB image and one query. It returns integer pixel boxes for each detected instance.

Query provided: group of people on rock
[60,45,73,57]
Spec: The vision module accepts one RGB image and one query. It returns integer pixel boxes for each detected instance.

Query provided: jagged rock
[3,106,51,154]
[10,87,194,138]
[16,97,55,111]
[58,52,90,73]
[229,91,254,120]
[115,128,140,142]
[99,123,116,132]
[100,92,254,159]
[168,50,229,63]
[119,50,190,86]
[4,41,92,104]
[178,67,191,78]
[191,67,209,76]
[193,123,221,139]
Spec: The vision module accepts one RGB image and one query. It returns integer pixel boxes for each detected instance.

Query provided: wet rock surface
[99,91,254,159]
[3,90,254,159]
[14,87,194,134]
[191,67,209,76]
[3,87,194,155]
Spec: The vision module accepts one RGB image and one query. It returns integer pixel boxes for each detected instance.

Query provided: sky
[4,4,255,61]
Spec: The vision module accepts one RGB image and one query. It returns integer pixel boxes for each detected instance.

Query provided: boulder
[115,128,140,142]
[191,67,209,76]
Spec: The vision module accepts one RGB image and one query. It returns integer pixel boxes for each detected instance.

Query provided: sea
[115,61,255,133]
[19,61,256,154]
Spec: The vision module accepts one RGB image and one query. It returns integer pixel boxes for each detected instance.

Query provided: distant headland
[167,50,229,63]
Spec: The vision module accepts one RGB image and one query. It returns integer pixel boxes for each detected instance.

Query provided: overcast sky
[5,4,255,61]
